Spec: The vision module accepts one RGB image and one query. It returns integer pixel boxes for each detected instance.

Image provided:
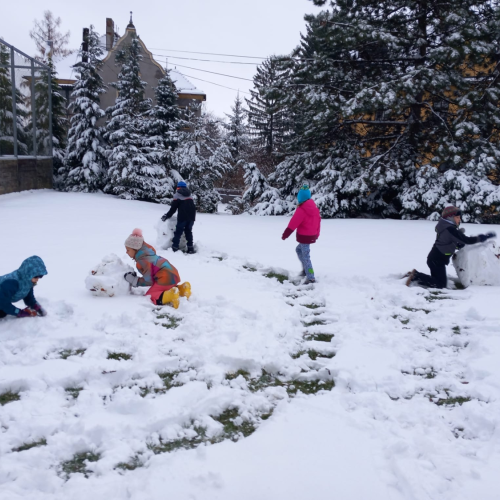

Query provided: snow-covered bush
[85,254,134,297]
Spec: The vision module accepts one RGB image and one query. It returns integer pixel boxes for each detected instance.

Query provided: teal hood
[0,256,47,303]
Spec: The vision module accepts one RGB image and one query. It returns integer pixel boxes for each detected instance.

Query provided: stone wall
[0,157,53,195]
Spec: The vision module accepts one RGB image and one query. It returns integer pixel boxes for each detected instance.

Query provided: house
[55,15,206,118]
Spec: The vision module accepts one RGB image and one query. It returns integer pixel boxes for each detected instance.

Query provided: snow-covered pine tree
[142,69,182,200]
[104,36,167,201]
[59,25,107,192]
[32,58,67,169]
[0,41,28,155]
[174,105,232,213]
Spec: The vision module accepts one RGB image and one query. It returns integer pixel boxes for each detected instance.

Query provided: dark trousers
[414,246,450,289]
[0,310,6,318]
[172,220,194,249]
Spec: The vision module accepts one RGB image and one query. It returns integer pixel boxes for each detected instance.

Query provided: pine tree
[225,93,249,161]
[174,105,232,213]
[59,26,107,192]
[0,42,28,155]
[30,10,73,61]
[104,36,168,202]
[142,69,182,199]
[32,58,67,168]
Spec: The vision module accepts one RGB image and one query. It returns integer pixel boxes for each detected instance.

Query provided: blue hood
[0,256,47,303]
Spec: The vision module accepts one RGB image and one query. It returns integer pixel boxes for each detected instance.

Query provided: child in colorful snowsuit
[282,185,321,284]
[123,229,191,309]
[161,181,197,253]
[0,256,48,318]
[406,206,496,289]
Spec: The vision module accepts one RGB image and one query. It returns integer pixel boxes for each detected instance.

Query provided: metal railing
[0,38,53,157]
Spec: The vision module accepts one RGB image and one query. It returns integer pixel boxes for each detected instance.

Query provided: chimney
[106,18,114,51]
[82,28,89,62]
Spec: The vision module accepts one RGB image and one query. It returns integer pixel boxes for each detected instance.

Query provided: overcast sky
[1,0,322,117]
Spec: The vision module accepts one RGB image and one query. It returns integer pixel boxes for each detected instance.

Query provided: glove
[124,272,139,287]
[459,228,466,234]
[17,307,37,318]
[161,214,170,222]
[485,232,497,239]
[478,234,488,243]
[33,303,47,317]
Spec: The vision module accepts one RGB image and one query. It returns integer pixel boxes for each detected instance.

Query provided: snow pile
[85,253,134,297]
[156,216,188,251]
[453,240,500,287]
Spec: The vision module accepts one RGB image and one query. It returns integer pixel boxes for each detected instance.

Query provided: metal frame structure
[0,38,53,157]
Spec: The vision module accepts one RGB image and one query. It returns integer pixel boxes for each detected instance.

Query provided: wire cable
[154,61,254,82]
[149,47,267,59]
[152,53,258,65]
[179,73,252,95]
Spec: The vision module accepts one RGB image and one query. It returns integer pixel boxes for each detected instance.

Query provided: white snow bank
[84,253,134,297]
[453,240,500,287]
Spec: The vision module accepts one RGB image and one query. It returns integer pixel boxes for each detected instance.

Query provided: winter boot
[161,287,180,309]
[178,282,192,299]
[187,246,196,254]
[305,278,316,284]
[405,269,416,287]
[172,246,179,253]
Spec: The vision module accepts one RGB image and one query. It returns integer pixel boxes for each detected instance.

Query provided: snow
[84,254,134,297]
[1,190,500,500]
[453,240,500,287]
[155,217,188,251]
[169,69,205,95]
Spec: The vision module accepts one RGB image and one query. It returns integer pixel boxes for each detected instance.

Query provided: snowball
[452,240,500,287]
[85,253,135,297]
[155,216,188,251]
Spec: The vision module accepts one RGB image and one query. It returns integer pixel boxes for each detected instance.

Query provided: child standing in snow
[406,206,496,289]
[0,256,48,318]
[282,185,321,284]
[161,181,197,254]
[123,229,191,309]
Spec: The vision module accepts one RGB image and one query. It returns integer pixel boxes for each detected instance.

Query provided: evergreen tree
[104,36,168,201]
[142,69,182,199]
[174,105,232,213]
[0,42,28,155]
[225,93,249,161]
[59,25,107,192]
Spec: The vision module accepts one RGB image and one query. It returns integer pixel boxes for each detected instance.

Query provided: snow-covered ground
[1,190,500,500]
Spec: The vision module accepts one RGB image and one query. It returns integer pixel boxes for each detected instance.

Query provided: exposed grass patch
[225,369,251,381]
[304,333,334,342]
[12,438,47,452]
[307,349,335,361]
[454,281,466,290]
[402,306,431,314]
[392,314,410,325]
[60,451,101,479]
[157,370,185,390]
[59,348,86,360]
[65,387,84,399]
[243,265,257,272]
[107,352,132,361]
[156,313,181,329]
[302,319,327,327]
[425,291,451,302]
[427,327,438,333]
[0,390,20,406]
[452,326,461,335]
[287,379,335,395]
[263,271,288,284]
[212,256,224,261]
[435,396,471,406]
[303,303,323,310]
[115,455,144,471]
[211,408,256,440]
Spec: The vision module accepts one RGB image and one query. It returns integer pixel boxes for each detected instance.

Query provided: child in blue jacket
[0,256,48,318]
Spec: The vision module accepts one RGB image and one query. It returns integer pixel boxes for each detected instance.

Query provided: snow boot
[305,278,316,284]
[178,282,191,299]
[172,246,179,253]
[187,246,196,254]
[405,269,416,287]
[161,287,180,309]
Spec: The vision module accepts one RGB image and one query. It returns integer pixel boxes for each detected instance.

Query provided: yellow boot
[178,282,192,300]
[161,287,180,309]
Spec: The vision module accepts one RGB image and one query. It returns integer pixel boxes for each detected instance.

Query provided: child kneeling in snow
[0,256,48,318]
[406,206,495,289]
[123,229,191,309]
[282,185,321,284]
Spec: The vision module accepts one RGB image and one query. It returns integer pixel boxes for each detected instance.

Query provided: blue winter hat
[297,184,311,204]
[177,181,187,188]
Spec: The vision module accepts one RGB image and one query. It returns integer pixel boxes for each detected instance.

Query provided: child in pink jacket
[282,185,321,283]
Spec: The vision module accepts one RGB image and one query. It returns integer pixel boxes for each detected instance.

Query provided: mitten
[485,232,497,239]
[17,307,37,318]
[459,228,466,234]
[124,272,139,287]
[161,214,170,222]
[33,303,47,317]
[478,234,488,243]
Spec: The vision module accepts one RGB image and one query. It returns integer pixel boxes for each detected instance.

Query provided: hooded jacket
[282,199,321,244]
[434,218,480,256]
[0,256,47,316]
[135,243,180,287]
[163,187,196,222]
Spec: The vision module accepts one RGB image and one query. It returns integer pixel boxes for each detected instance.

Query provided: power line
[179,73,252,95]
[149,47,267,60]
[154,61,254,82]
[152,53,258,65]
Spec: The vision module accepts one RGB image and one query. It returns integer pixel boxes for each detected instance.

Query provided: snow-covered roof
[169,69,205,96]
